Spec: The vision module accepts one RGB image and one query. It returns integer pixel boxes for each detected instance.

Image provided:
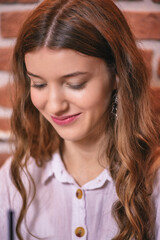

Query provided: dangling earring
[111,89,118,119]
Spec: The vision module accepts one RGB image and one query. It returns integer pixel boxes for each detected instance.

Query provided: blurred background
[0,0,160,167]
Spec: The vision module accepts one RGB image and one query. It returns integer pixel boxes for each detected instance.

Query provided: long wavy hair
[10,0,160,239]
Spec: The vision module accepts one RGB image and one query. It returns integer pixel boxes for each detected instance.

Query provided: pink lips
[51,113,81,125]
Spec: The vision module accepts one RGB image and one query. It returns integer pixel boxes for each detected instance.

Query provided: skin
[25,47,116,186]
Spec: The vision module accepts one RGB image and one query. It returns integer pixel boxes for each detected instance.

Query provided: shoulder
[0,157,16,226]
[0,155,41,195]
[0,152,60,200]
[0,155,44,215]
[150,87,160,115]
[0,157,12,188]
[0,151,59,185]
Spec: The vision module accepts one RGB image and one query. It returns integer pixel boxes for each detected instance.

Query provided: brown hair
[11,0,160,239]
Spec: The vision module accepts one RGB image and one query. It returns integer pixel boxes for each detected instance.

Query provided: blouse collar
[41,152,113,190]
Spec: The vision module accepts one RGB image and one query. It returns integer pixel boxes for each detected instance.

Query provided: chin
[53,129,87,142]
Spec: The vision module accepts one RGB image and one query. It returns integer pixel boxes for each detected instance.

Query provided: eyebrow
[27,71,44,80]
[26,71,88,80]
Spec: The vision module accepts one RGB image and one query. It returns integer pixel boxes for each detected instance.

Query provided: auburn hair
[10,0,160,239]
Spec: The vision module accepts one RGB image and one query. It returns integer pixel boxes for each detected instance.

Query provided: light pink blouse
[0,152,159,240]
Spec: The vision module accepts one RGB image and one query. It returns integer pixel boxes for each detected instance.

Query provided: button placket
[72,186,87,239]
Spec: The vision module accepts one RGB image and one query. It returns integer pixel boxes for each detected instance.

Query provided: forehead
[25,47,110,77]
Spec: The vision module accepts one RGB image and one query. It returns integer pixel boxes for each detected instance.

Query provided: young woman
[0,0,160,239]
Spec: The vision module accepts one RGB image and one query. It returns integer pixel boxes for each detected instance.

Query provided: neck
[61,133,107,186]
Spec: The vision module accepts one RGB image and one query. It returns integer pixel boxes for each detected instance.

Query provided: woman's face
[25,47,115,143]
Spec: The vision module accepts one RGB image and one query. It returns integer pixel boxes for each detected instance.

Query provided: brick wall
[0,0,160,166]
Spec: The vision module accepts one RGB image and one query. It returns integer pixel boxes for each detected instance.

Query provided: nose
[46,85,68,115]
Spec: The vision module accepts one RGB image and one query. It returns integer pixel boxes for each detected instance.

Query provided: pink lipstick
[51,113,81,125]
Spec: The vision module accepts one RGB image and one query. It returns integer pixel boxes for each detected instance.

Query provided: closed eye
[31,83,47,89]
[67,82,87,90]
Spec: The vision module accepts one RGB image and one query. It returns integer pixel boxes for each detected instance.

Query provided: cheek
[87,81,114,110]
[30,89,46,110]
[71,85,112,111]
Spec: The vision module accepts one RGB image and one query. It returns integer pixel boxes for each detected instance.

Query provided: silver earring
[111,89,118,119]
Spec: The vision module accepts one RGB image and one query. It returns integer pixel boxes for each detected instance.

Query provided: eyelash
[67,82,86,90]
[31,82,86,90]
[31,83,47,89]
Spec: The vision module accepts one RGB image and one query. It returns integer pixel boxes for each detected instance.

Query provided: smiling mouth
[51,113,81,125]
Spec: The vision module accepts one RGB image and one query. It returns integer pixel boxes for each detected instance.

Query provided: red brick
[0,153,10,167]
[1,11,30,38]
[124,11,160,40]
[152,0,160,3]
[150,87,160,115]
[0,118,11,132]
[1,10,160,40]
[0,0,38,3]
[158,59,160,77]
[0,84,12,108]
[0,48,13,71]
